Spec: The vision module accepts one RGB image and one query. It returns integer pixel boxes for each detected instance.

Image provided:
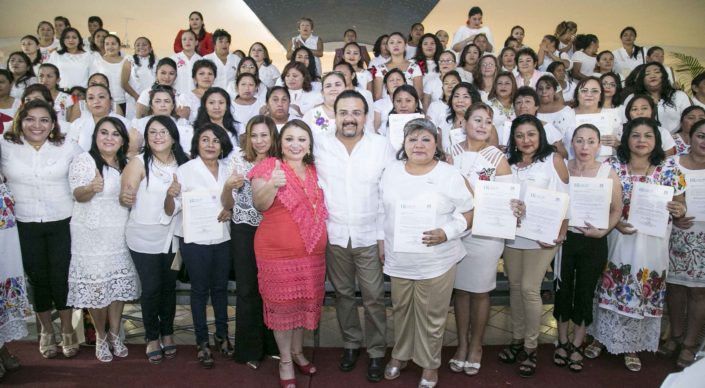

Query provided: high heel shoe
[213,335,233,358]
[197,342,214,369]
[291,352,316,375]
[38,333,58,359]
[95,334,113,362]
[61,331,80,358]
[108,331,128,358]
[279,360,297,388]
[0,346,20,372]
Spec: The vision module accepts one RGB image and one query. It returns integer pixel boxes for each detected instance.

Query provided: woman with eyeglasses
[422,50,458,109]
[232,56,267,102]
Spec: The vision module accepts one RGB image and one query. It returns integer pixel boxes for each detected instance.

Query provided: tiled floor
[23,303,561,348]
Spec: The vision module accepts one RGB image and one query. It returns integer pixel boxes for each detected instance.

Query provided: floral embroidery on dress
[313,110,330,133]
[598,262,666,317]
[476,168,495,181]
[0,183,16,230]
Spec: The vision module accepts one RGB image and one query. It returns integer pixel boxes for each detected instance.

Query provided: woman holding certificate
[448,103,523,376]
[500,114,569,377]
[552,123,623,372]
[380,118,474,388]
[588,117,686,372]
[249,120,327,388]
[164,123,238,368]
[120,115,191,364]
[663,118,705,368]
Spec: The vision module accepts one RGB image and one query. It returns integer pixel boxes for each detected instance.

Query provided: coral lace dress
[248,157,328,330]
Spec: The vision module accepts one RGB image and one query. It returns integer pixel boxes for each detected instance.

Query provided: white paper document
[472,180,521,239]
[574,111,620,156]
[182,190,223,244]
[569,177,613,229]
[388,113,425,152]
[516,187,569,243]
[685,172,705,221]
[448,127,467,147]
[628,182,674,238]
[393,197,436,253]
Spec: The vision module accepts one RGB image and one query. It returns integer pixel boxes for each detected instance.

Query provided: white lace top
[228,152,262,226]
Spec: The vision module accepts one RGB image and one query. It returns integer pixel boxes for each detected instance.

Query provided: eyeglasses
[602,82,617,88]
[481,62,496,68]
[579,88,601,95]
[147,129,169,138]
[439,59,455,64]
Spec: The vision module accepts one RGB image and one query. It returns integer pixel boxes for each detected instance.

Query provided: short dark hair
[277,120,315,165]
[575,34,599,51]
[516,47,538,66]
[617,117,664,166]
[191,123,234,160]
[468,6,483,17]
[334,90,369,115]
[88,16,104,28]
[571,123,601,141]
[192,59,217,80]
[514,86,539,107]
[507,115,555,164]
[281,61,312,92]
[212,29,231,45]
[54,16,70,27]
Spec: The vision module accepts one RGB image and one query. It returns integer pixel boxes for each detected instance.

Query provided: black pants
[17,218,71,312]
[130,248,178,342]
[553,231,607,326]
[230,222,278,362]
[179,238,231,344]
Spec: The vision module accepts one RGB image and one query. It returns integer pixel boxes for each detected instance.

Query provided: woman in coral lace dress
[250,119,327,388]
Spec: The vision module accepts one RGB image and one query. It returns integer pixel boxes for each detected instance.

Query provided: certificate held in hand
[388,113,424,152]
[569,177,612,229]
[628,182,674,238]
[685,172,705,222]
[182,190,223,244]
[516,187,569,244]
[472,180,521,239]
[393,198,436,253]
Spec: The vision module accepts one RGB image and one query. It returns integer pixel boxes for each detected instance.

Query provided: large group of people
[0,6,704,388]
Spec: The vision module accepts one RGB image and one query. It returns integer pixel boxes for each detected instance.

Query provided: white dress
[66,153,140,308]
[0,180,31,347]
[612,47,646,78]
[124,55,158,120]
[171,51,202,96]
[258,64,281,90]
[231,99,265,128]
[590,156,685,354]
[451,144,510,292]
[571,51,597,78]
[46,51,94,89]
[91,56,128,104]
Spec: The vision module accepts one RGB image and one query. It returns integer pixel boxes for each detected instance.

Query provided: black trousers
[553,231,608,326]
[17,218,71,312]
[230,222,277,362]
[130,248,178,342]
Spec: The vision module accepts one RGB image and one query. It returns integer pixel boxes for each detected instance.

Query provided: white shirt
[288,89,323,116]
[91,56,128,103]
[612,46,646,78]
[258,64,281,89]
[303,105,336,135]
[203,52,241,90]
[125,155,179,254]
[68,113,131,152]
[231,99,265,128]
[451,25,495,54]
[171,51,202,96]
[315,132,396,248]
[571,51,597,78]
[374,97,394,135]
[380,161,473,279]
[0,138,81,222]
[172,157,233,244]
[46,51,94,89]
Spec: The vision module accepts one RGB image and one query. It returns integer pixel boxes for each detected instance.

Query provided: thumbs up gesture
[226,169,246,191]
[120,182,137,207]
[270,160,286,189]
[167,173,181,197]
[89,168,104,193]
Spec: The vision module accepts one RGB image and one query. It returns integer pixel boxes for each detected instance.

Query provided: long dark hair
[281,61,312,92]
[194,87,240,138]
[188,11,207,41]
[89,116,130,176]
[4,99,64,145]
[57,27,85,54]
[373,34,388,58]
[338,41,366,69]
[142,115,190,185]
[132,37,156,69]
[389,84,423,116]
[21,35,42,65]
[191,123,233,160]
[634,62,677,107]
[600,72,624,106]
[413,33,442,74]
[7,52,36,87]
[446,82,481,124]
[90,28,108,53]
[458,44,482,69]
[616,117,665,166]
[507,114,555,164]
[291,46,319,82]
[625,93,658,123]
[620,27,643,60]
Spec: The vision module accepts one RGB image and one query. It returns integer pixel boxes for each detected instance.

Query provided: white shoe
[95,335,113,362]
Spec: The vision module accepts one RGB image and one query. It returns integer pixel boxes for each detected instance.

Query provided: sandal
[279,360,297,388]
[161,335,177,359]
[61,331,80,358]
[39,332,58,359]
[291,351,316,375]
[676,346,697,369]
[448,358,465,373]
[567,345,584,373]
[553,341,571,367]
[95,334,113,362]
[584,340,604,359]
[464,361,481,376]
[658,336,682,358]
[0,346,21,372]
[108,331,128,358]
[518,349,537,378]
[624,354,641,372]
[214,335,233,358]
[146,341,163,364]
[197,342,214,369]
[498,341,525,364]
[384,359,408,380]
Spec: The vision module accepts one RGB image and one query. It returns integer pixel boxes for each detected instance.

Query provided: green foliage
[670,52,705,96]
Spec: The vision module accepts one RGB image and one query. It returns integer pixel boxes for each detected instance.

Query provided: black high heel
[197,342,214,369]
[213,335,233,358]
